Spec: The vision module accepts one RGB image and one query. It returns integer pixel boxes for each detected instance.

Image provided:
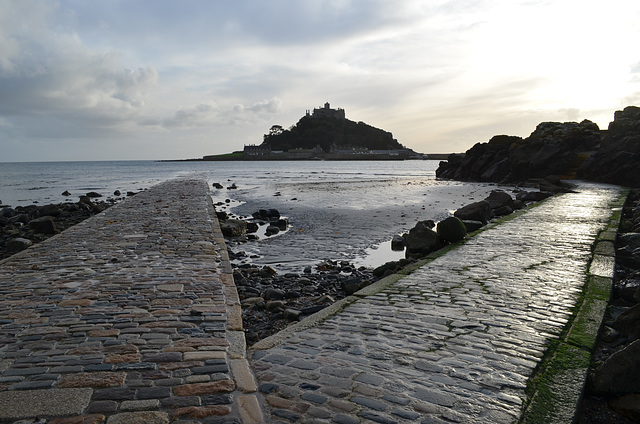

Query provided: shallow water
[1,160,512,271]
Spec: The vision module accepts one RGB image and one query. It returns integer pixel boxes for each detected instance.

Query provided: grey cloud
[162,103,218,128]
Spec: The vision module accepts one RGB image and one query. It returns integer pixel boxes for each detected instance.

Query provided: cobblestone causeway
[0,180,261,423]
[250,183,621,424]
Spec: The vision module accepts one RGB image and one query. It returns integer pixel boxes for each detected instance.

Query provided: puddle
[354,239,406,268]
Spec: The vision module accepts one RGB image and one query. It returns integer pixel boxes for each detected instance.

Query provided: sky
[1,0,640,161]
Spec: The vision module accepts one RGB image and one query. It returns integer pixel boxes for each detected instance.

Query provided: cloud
[233,98,284,115]
[1,0,640,161]
[0,1,160,139]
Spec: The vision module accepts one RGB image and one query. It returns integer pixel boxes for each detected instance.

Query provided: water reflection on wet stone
[250,182,620,423]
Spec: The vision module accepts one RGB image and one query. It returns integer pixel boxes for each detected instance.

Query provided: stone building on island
[306,102,345,120]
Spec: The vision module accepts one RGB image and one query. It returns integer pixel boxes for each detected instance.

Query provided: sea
[0,160,508,271]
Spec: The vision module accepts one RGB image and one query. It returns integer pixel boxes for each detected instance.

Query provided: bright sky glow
[1,0,639,161]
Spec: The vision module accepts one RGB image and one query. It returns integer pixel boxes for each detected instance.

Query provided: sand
[214,177,515,273]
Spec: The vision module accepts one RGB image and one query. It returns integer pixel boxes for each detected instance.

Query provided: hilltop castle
[306,102,345,120]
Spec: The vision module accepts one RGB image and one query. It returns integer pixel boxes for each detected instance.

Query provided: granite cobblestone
[0,180,261,423]
[250,183,620,423]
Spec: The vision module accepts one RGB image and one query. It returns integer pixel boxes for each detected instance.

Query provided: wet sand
[215,177,514,272]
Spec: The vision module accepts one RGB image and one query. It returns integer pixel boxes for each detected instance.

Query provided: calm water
[1,160,506,270]
[0,160,439,207]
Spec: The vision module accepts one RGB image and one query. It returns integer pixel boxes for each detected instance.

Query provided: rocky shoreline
[0,193,124,261]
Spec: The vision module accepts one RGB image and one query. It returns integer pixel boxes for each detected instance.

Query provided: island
[202,103,427,161]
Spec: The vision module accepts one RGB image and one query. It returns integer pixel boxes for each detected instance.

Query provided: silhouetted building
[306,102,346,120]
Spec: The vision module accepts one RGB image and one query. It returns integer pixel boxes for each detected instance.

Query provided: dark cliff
[436,106,640,188]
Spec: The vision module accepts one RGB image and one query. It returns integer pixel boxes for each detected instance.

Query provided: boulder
[7,238,33,253]
[609,394,640,422]
[436,217,467,243]
[85,192,102,198]
[263,288,285,300]
[38,204,62,217]
[275,219,288,231]
[492,206,513,217]
[404,220,442,255]
[78,196,93,206]
[454,200,492,224]
[0,207,14,218]
[114,190,121,196]
[28,216,57,234]
[265,225,280,236]
[611,303,640,342]
[61,190,71,196]
[391,235,405,251]
[485,190,515,210]
[590,339,640,394]
[246,222,259,234]
[462,220,484,232]
[619,233,640,251]
[220,219,247,237]
[252,209,281,221]
[212,183,224,189]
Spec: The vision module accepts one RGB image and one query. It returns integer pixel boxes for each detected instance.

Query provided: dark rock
[391,235,404,251]
[0,207,14,218]
[591,339,640,394]
[611,303,640,342]
[263,288,285,300]
[79,196,93,206]
[436,217,467,243]
[61,190,71,196]
[6,238,33,252]
[578,106,640,187]
[265,225,280,236]
[619,233,640,251]
[252,209,281,220]
[492,206,513,217]
[343,279,366,294]
[212,183,224,189]
[485,190,515,210]
[437,120,602,183]
[283,309,302,321]
[8,214,30,225]
[609,394,640,421]
[265,300,286,312]
[113,190,121,196]
[454,201,492,224]
[216,211,229,221]
[462,220,484,232]
[28,216,57,234]
[220,219,247,237]
[246,222,259,233]
[275,219,288,231]
[38,204,62,217]
[404,221,442,256]
[86,192,102,198]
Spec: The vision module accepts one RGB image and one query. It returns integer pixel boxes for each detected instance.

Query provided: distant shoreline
[161,153,455,162]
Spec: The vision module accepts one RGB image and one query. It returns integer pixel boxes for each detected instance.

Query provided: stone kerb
[0,179,263,424]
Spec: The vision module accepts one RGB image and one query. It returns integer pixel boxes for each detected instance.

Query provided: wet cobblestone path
[0,180,260,423]
[0,180,622,424]
[250,183,621,424]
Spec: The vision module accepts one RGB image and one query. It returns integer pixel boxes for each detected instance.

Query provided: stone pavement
[0,179,262,424]
[0,179,622,424]
[249,182,621,423]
